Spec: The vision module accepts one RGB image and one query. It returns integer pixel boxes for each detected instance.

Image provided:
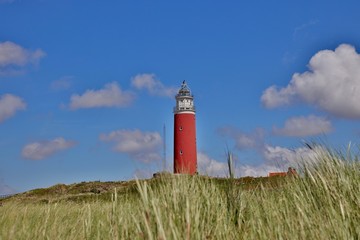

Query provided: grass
[0,146,360,239]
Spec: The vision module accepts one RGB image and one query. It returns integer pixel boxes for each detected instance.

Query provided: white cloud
[217,125,332,176]
[69,82,135,110]
[218,127,265,150]
[197,152,228,176]
[263,145,303,165]
[262,144,323,167]
[0,41,45,75]
[51,76,73,91]
[197,152,284,177]
[236,164,283,177]
[218,126,314,163]
[261,85,295,108]
[99,129,162,163]
[0,94,26,123]
[22,137,76,160]
[217,125,331,176]
[261,44,360,119]
[273,115,332,137]
[131,73,177,97]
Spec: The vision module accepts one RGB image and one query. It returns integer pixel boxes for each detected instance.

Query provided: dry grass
[1,146,359,239]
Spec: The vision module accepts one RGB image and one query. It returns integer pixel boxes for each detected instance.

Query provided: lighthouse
[173,81,197,174]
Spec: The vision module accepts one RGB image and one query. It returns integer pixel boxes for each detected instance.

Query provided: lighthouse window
[179,126,183,131]
[180,150,183,155]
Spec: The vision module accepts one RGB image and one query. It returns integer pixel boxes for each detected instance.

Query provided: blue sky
[1,0,360,194]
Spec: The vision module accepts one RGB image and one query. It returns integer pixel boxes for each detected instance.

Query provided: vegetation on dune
[0,146,360,239]
[1,180,141,204]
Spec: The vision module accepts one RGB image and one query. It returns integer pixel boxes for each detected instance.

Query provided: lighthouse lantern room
[173,81,197,174]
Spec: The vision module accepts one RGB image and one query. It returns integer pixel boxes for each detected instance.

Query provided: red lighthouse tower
[174,81,197,174]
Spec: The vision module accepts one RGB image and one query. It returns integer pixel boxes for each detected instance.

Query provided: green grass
[1,147,359,239]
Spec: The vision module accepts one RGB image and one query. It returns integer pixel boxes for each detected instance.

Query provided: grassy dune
[1,148,359,239]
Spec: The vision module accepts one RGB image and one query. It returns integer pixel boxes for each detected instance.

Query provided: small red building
[268,172,287,177]
[269,167,298,177]
[173,81,197,174]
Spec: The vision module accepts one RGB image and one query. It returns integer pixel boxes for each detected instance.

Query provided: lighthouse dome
[178,80,191,96]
